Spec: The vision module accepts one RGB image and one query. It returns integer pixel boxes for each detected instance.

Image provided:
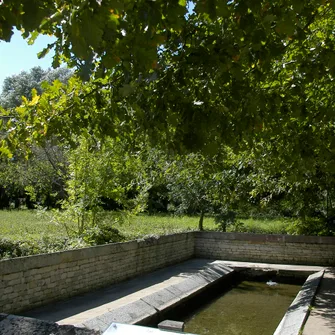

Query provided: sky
[0,29,55,91]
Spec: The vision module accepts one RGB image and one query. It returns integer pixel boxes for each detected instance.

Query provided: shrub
[81,223,125,245]
[0,238,32,258]
[286,217,334,236]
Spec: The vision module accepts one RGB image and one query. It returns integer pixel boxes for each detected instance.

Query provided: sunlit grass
[120,214,217,239]
[0,210,293,243]
[0,210,67,241]
[233,217,292,234]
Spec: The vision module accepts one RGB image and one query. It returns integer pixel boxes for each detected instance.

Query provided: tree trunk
[199,211,204,231]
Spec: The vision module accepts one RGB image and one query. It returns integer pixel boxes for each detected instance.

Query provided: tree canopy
[1,0,335,155]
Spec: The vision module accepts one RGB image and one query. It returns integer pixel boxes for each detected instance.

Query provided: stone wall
[195,232,335,266]
[2,231,335,315]
[0,233,194,314]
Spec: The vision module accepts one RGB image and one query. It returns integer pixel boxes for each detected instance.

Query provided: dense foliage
[1,0,335,237]
[1,1,335,151]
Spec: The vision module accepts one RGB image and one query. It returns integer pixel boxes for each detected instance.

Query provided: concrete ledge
[76,261,234,333]
[212,260,325,275]
[273,270,324,335]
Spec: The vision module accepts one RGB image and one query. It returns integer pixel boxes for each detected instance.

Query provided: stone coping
[195,231,335,244]
[215,260,325,274]
[273,270,324,335]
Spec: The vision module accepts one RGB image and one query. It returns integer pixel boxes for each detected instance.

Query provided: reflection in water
[184,281,301,335]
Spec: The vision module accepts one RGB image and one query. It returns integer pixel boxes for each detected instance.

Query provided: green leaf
[37,45,51,59]
[28,31,39,45]
[276,19,295,37]
[0,144,13,159]
[216,3,230,18]
[119,84,135,97]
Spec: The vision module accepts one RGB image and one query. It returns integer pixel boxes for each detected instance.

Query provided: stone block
[158,320,185,332]
[3,287,13,294]
[2,272,22,281]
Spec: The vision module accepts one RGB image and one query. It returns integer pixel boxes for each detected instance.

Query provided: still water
[184,280,301,335]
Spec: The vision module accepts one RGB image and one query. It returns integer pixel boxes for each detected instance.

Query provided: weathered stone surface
[303,268,335,335]
[158,320,185,332]
[141,288,180,311]
[2,231,334,317]
[80,300,157,332]
[0,313,100,335]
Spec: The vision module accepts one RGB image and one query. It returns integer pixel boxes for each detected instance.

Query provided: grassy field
[0,210,296,258]
[0,210,293,242]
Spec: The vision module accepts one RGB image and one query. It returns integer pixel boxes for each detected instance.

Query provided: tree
[164,153,216,230]
[49,134,148,240]
[0,66,72,109]
[0,141,67,208]
[0,67,72,207]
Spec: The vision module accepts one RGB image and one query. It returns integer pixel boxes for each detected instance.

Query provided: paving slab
[141,288,181,312]
[303,268,335,335]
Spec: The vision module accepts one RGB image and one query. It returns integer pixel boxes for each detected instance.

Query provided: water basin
[182,276,302,335]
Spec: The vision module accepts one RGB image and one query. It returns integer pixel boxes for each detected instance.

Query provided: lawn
[0,210,295,259]
[0,210,212,241]
[0,210,293,242]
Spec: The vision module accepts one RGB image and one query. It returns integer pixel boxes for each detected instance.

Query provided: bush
[81,223,125,245]
[0,238,32,258]
[286,217,334,236]
[0,236,89,259]
[214,210,237,232]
